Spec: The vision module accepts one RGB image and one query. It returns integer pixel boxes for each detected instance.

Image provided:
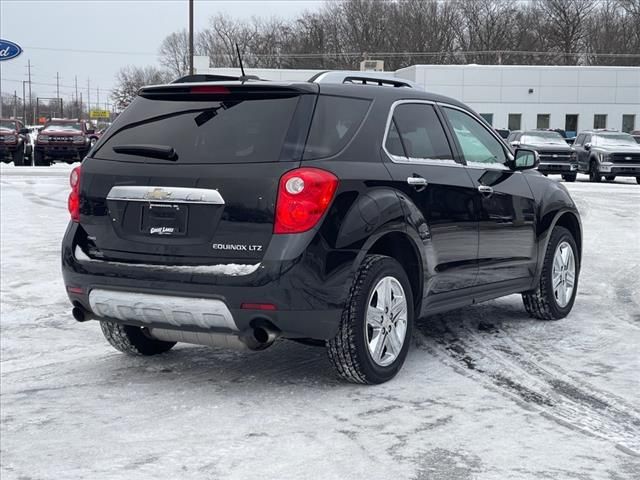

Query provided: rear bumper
[61,223,350,340]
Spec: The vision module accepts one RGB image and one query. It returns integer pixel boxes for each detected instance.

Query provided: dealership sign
[0,39,23,61]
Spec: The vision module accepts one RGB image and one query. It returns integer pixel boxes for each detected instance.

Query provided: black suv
[573,130,640,183]
[61,76,582,384]
[507,129,577,181]
[34,119,94,166]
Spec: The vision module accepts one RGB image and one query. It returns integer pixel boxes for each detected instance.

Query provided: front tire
[561,173,576,182]
[100,321,176,355]
[589,162,601,183]
[522,226,579,320]
[34,151,49,167]
[327,255,414,384]
[12,146,25,166]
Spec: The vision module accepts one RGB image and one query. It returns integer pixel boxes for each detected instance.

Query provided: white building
[194,58,640,135]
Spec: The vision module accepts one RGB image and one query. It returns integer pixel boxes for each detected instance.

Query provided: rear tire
[561,173,576,182]
[34,151,49,166]
[522,226,579,320]
[604,175,616,181]
[12,146,25,166]
[327,255,414,384]
[100,321,176,355]
[589,162,601,183]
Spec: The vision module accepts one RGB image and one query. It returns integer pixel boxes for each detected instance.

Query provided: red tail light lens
[68,166,81,222]
[274,168,338,234]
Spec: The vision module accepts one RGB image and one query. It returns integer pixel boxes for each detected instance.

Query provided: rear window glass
[96,95,302,164]
[303,95,371,160]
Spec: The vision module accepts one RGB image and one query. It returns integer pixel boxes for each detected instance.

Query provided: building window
[479,113,493,126]
[594,114,607,129]
[565,115,578,136]
[537,114,550,129]
[508,114,521,131]
[622,114,636,133]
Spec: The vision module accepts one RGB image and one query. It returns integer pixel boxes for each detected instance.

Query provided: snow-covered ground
[1,165,639,479]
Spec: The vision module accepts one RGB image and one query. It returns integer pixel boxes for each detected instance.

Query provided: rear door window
[96,95,304,164]
[384,103,453,161]
[302,95,371,160]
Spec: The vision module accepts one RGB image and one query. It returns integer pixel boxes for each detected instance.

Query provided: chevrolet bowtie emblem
[144,188,172,201]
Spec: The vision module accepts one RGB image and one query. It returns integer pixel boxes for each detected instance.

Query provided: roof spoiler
[172,74,262,84]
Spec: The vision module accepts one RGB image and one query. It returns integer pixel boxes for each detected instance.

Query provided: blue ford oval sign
[0,39,23,61]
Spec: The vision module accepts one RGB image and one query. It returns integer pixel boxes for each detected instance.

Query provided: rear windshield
[96,95,304,164]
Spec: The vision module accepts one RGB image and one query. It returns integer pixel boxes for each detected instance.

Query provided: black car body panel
[62,79,582,343]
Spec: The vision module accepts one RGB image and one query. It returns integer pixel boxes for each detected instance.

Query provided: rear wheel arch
[554,211,582,260]
[363,230,423,314]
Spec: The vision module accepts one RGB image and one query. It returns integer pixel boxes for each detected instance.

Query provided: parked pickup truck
[0,118,32,166]
[34,119,94,166]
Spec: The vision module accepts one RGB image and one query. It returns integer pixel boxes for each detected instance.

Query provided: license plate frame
[141,202,188,236]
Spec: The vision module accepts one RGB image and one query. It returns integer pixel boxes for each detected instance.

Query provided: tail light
[274,168,338,234]
[190,85,230,94]
[68,166,81,222]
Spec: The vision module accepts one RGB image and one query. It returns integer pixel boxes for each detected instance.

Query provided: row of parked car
[2,116,639,184]
[498,128,640,184]
[0,118,105,167]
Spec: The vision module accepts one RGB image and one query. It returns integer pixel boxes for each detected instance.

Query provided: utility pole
[56,72,61,117]
[22,81,27,123]
[97,86,100,111]
[87,78,91,117]
[189,0,194,75]
[75,75,79,118]
[14,91,18,118]
[27,60,33,124]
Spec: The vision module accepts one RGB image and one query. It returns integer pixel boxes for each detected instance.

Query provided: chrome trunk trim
[107,186,225,205]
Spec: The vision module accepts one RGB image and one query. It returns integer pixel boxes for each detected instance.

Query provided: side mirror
[510,141,520,148]
[508,148,538,171]
[19,128,29,135]
[86,129,95,135]
[584,143,591,150]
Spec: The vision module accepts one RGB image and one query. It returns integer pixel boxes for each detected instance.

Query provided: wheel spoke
[386,326,403,356]
[565,271,575,288]
[390,296,406,320]
[366,307,384,328]
[552,274,563,290]
[371,331,387,362]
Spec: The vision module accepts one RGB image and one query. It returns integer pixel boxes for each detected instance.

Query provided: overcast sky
[0,0,324,109]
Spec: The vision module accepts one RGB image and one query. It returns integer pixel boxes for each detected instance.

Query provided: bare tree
[111,66,170,111]
[159,30,190,79]
[536,0,597,65]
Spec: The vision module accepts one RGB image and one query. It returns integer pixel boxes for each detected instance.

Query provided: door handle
[477,185,494,195]
[407,176,428,186]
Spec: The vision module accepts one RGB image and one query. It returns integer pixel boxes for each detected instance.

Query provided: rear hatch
[79,83,317,265]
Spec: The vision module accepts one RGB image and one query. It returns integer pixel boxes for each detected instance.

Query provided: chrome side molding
[107,186,225,205]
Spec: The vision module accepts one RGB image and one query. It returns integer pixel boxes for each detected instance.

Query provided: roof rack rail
[310,71,419,89]
[343,76,412,88]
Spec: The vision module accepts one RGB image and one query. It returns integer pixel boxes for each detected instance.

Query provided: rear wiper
[112,144,178,161]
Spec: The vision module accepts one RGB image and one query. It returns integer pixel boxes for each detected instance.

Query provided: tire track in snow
[414,312,640,457]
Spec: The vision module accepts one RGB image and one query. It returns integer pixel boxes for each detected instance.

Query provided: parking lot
[1,165,639,479]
